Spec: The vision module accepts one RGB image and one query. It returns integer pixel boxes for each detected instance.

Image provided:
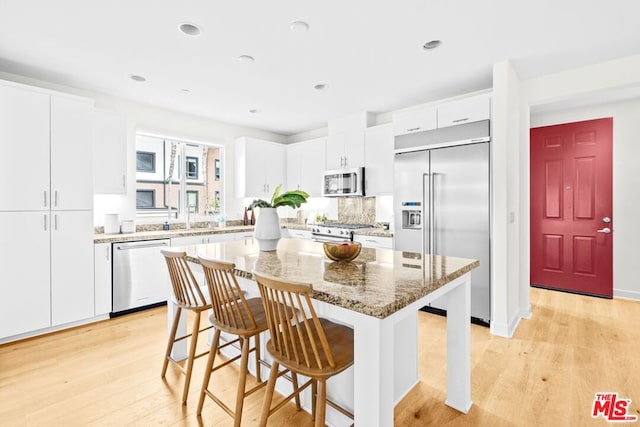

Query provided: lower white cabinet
[0,210,94,340]
[283,228,312,239]
[353,235,393,249]
[171,232,236,247]
[94,242,112,316]
[0,212,51,339]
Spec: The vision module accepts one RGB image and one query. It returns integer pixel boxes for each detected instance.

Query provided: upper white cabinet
[392,105,437,136]
[436,93,491,128]
[93,108,127,194]
[286,137,326,196]
[50,96,93,210]
[326,129,365,170]
[235,137,285,198]
[364,124,394,195]
[0,84,50,211]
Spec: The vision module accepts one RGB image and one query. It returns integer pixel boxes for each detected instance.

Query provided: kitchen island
[173,238,478,427]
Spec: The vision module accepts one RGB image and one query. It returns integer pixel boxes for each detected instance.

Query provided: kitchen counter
[282,222,394,238]
[93,225,255,244]
[174,238,476,426]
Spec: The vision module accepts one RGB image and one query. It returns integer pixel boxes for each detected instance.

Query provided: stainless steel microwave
[322,167,364,197]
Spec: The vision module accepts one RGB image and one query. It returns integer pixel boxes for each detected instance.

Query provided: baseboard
[490,310,523,338]
[613,288,640,301]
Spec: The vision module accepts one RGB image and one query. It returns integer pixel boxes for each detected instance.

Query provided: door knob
[596,227,611,234]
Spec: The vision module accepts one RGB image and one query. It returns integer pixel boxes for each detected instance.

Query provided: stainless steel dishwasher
[112,239,171,314]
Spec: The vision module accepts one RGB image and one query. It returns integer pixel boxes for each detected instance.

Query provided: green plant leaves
[246,186,309,210]
[247,199,271,210]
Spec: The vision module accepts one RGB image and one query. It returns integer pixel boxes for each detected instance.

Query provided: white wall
[0,71,287,226]
[531,98,640,299]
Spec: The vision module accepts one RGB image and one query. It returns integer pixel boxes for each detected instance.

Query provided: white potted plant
[247,185,309,251]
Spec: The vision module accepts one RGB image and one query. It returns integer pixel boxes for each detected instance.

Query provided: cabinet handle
[44,214,47,231]
[54,214,58,231]
[54,190,59,207]
[106,246,110,261]
[122,175,126,189]
[344,156,347,166]
[453,117,469,123]
[407,127,421,132]
[44,190,48,207]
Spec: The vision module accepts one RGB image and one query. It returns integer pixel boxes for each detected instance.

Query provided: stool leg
[254,333,262,382]
[292,372,301,410]
[259,360,280,427]
[311,379,317,421]
[197,328,221,416]
[315,379,327,427]
[162,306,182,378]
[182,310,201,404]
[234,337,251,427]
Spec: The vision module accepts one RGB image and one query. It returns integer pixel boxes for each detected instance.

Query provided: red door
[530,118,613,297]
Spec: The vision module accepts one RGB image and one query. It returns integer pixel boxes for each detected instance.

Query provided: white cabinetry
[326,129,365,170]
[235,137,285,198]
[353,234,392,249]
[93,108,127,194]
[436,93,491,128]
[392,105,437,136]
[0,212,51,338]
[283,228,312,239]
[94,242,112,316]
[364,124,394,195]
[51,211,94,325]
[171,232,236,247]
[286,137,326,196]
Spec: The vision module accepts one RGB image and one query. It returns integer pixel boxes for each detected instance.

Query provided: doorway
[530,118,613,297]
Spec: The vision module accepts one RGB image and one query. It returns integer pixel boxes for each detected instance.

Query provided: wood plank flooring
[1,287,638,426]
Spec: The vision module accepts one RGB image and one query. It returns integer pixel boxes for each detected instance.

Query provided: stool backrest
[200,257,257,332]
[162,250,208,308]
[254,273,336,370]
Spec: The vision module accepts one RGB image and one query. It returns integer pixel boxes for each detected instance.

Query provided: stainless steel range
[311,223,374,242]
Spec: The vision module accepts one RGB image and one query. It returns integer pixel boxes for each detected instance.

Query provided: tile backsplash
[337,197,376,224]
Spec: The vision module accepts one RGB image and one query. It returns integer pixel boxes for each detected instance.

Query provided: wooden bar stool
[196,257,269,427]
[254,272,355,427]
[161,250,213,404]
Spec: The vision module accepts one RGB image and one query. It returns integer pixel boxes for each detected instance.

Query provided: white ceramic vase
[254,207,281,251]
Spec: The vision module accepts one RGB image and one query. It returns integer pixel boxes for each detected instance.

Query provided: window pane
[136,190,155,208]
[215,159,221,180]
[187,191,198,212]
[186,156,198,179]
[136,151,155,172]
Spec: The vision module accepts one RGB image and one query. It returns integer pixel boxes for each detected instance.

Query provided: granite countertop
[93,225,255,244]
[178,238,477,319]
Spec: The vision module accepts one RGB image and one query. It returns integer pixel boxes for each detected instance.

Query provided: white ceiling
[1,0,639,135]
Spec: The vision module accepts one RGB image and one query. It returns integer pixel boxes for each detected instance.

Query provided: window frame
[186,156,199,180]
[136,151,156,173]
[136,189,156,209]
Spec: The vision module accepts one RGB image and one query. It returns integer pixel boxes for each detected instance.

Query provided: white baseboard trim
[490,305,530,338]
[613,288,640,301]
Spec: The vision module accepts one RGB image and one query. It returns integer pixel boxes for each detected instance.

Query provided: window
[135,134,223,220]
[136,151,155,172]
[136,189,155,208]
[186,191,198,212]
[186,156,198,179]
[215,159,221,181]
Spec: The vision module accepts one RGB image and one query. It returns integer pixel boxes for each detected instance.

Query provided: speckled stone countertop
[177,238,477,319]
[93,225,255,244]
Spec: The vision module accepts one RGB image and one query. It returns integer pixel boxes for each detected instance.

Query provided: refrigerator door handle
[422,173,431,255]
[431,172,436,255]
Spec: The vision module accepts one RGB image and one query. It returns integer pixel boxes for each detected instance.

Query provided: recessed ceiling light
[290,21,310,32]
[181,88,191,93]
[178,22,202,36]
[314,83,327,91]
[423,40,442,50]
[130,75,146,82]
[238,55,255,63]
[249,109,260,114]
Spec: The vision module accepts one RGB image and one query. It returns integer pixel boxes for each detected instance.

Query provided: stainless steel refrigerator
[393,120,490,324]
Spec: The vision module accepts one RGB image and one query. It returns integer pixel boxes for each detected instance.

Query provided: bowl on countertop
[322,241,362,262]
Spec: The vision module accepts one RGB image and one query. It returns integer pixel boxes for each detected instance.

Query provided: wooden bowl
[322,241,362,262]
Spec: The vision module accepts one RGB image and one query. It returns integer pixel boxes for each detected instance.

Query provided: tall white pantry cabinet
[0,80,94,340]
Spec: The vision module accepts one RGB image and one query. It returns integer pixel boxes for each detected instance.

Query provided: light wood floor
[1,287,638,426]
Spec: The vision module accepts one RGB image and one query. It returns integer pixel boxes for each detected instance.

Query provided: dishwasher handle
[115,241,170,251]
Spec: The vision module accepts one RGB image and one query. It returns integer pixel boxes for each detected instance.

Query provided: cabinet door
[51,96,94,210]
[353,234,392,249]
[325,133,345,170]
[264,142,285,195]
[286,143,302,191]
[437,94,491,128]
[0,84,50,211]
[94,242,112,316]
[0,211,51,339]
[299,138,326,197]
[342,129,365,168]
[364,124,394,195]
[93,109,127,194]
[244,138,268,197]
[51,210,94,326]
[392,105,437,136]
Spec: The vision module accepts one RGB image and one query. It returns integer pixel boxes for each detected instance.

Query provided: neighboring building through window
[136,189,155,208]
[135,134,223,219]
[136,151,155,172]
